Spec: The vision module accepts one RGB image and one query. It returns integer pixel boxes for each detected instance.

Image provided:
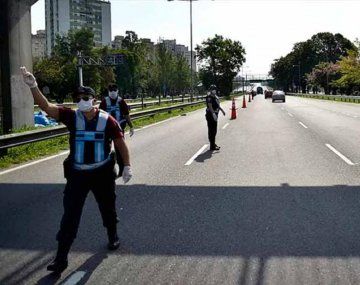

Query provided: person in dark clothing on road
[205,85,226,151]
[21,66,133,274]
[99,83,134,176]
[99,83,134,137]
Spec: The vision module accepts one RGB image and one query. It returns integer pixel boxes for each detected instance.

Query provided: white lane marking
[63,271,86,285]
[222,123,230,130]
[185,144,208,166]
[299,122,308,129]
[353,116,358,118]
[288,113,294,117]
[281,107,285,110]
[0,150,70,176]
[325,144,355,166]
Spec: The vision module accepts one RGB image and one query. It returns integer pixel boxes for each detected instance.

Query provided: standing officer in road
[206,85,225,151]
[99,83,134,137]
[21,67,133,274]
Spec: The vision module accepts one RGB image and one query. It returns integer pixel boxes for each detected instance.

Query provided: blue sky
[31,0,360,74]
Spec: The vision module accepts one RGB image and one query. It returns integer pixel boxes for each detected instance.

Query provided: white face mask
[77,99,94,112]
[109,91,118,100]
[211,90,217,96]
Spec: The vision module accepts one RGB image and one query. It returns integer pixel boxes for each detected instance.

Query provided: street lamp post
[168,0,197,102]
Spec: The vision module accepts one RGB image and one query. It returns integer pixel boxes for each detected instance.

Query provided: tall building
[158,38,197,72]
[32,30,46,60]
[45,0,111,55]
[112,35,124,49]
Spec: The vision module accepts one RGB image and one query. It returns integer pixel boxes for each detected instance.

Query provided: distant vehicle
[264,90,273,99]
[272,90,286,103]
[256,86,263,94]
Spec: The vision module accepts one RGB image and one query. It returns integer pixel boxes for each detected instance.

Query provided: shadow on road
[194,150,216,163]
[1,183,360,283]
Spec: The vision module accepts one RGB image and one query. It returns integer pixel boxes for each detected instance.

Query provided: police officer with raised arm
[21,67,133,274]
[205,85,225,151]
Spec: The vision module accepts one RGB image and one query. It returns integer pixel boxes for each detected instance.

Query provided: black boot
[47,242,71,273]
[107,227,120,250]
[210,145,220,151]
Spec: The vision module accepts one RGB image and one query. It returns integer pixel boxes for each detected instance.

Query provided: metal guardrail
[0,99,205,151]
[287,93,360,103]
[35,96,195,110]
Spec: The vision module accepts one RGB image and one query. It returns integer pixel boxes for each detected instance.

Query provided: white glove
[212,112,218,122]
[122,166,132,184]
[20,66,38,88]
[129,128,134,137]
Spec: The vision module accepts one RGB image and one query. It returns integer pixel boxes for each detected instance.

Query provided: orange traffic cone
[230,97,237,119]
[248,93,252,103]
[242,95,247,108]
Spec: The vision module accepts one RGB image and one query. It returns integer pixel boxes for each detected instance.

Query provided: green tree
[155,43,174,97]
[35,28,115,101]
[113,31,150,98]
[334,41,360,94]
[173,55,191,95]
[270,32,355,92]
[196,34,246,96]
[306,62,340,94]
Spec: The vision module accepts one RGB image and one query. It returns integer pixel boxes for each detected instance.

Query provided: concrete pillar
[7,0,38,130]
[0,1,12,134]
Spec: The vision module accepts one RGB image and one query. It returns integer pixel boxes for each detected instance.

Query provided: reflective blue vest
[105,96,126,124]
[74,110,109,165]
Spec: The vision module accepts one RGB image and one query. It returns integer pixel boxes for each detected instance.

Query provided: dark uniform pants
[56,165,117,245]
[206,112,218,148]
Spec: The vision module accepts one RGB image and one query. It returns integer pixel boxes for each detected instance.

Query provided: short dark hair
[73,86,96,97]
[108,83,118,91]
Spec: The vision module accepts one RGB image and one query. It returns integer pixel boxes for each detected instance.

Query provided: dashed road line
[185,144,208,166]
[299,122,308,129]
[325,144,355,166]
[222,123,230,130]
[288,113,294,117]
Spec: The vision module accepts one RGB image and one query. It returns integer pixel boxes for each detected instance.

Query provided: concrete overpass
[0,0,37,134]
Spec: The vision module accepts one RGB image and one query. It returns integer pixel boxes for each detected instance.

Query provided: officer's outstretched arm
[114,137,130,166]
[114,137,132,183]
[20,67,59,120]
[125,115,133,129]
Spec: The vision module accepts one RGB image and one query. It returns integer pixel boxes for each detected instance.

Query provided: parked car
[272,90,286,103]
[264,90,273,99]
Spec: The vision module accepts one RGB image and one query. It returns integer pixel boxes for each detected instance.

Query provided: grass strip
[0,136,68,169]
[289,93,360,104]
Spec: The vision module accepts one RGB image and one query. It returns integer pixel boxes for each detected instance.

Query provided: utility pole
[77,51,83,86]
[190,0,193,102]
[168,0,198,102]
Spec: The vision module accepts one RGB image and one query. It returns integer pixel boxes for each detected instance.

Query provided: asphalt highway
[1,95,360,284]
